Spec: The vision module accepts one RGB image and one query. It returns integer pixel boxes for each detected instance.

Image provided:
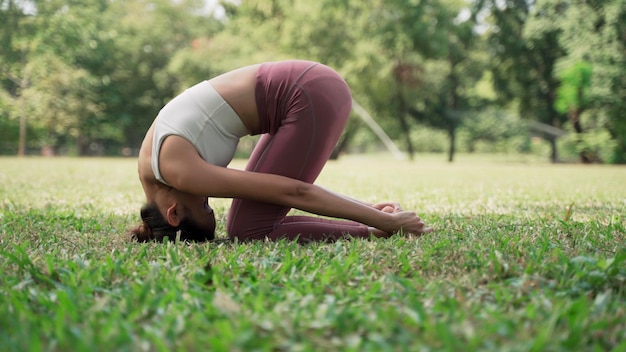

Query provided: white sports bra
[151,81,248,185]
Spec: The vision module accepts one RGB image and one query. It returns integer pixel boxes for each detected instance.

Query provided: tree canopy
[0,0,624,162]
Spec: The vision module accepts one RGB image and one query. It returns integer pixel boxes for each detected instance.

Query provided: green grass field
[1,155,624,351]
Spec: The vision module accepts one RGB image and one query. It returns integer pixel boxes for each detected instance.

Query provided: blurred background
[0,0,624,163]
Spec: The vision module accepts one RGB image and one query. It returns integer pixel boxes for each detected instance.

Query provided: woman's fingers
[374,207,433,236]
[374,201,402,213]
[381,206,395,213]
[390,211,433,235]
[414,226,434,234]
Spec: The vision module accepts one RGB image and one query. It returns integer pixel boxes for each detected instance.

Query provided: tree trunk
[17,75,30,156]
[569,109,592,163]
[396,92,414,161]
[77,132,90,156]
[448,54,459,163]
[448,127,456,162]
[18,113,26,156]
[548,136,558,163]
[392,64,414,161]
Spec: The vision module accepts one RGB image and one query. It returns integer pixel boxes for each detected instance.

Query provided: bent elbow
[268,181,313,206]
[294,183,312,197]
[282,182,316,207]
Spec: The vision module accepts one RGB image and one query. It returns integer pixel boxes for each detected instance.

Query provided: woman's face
[174,192,216,237]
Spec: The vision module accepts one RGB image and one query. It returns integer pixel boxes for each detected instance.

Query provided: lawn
[0,155,624,351]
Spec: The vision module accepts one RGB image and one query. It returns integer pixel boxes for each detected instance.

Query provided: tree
[554,61,594,162]
[528,0,626,163]
[2,0,621,160]
[0,0,37,155]
[106,0,225,150]
[201,0,398,157]
[372,0,485,162]
[0,0,221,154]
[600,0,626,163]
[476,0,567,163]
[502,0,626,163]
[1,0,115,155]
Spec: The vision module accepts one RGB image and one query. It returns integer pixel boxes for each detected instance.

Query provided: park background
[0,0,624,163]
[1,1,626,351]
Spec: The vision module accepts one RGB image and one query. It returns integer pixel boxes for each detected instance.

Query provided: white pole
[352,98,406,160]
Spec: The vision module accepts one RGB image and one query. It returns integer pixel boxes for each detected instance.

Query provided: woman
[130,60,433,242]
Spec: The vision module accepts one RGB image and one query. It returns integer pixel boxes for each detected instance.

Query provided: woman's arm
[317,187,403,213]
[159,136,432,235]
[195,166,430,235]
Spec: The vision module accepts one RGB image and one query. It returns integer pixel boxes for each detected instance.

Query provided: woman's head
[130,201,216,242]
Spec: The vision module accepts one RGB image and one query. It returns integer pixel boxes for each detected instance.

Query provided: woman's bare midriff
[208,64,262,135]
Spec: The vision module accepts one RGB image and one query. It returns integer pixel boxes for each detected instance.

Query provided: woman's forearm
[284,183,393,231]
[282,182,431,236]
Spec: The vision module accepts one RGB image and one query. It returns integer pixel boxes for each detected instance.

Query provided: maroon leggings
[226,61,371,242]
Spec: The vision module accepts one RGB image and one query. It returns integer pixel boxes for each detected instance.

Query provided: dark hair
[129,203,215,242]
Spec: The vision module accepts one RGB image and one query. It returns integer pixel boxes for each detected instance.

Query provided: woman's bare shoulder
[138,122,164,189]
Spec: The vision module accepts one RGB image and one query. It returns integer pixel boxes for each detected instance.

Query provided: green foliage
[1,157,625,350]
[461,109,527,152]
[0,0,624,161]
[519,0,626,162]
[484,0,566,143]
[0,0,222,155]
[559,128,618,163]
[409,127,449,153]
[555,62,593,115]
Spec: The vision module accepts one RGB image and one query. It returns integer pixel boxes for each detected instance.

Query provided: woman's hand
[371,202,433,236]
[372,201,402,213]
[387,210,433,236]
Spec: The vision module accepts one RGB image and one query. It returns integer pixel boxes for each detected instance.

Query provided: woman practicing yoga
[130,60,433,242]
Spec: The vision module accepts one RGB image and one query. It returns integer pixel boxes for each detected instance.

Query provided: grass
[0,155,625,351]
